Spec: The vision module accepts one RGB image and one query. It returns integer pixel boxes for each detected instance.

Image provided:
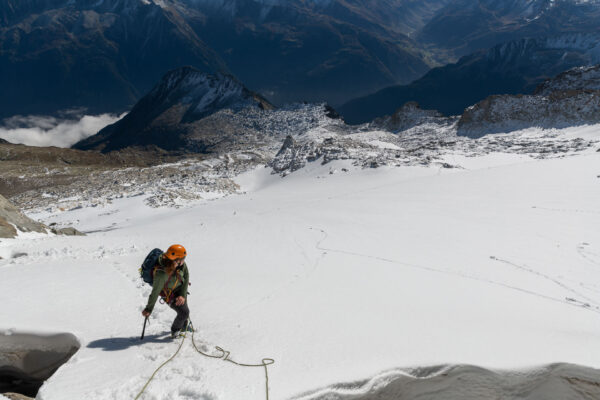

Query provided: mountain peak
[72,66,274,152]
[145,66,273,122]
[534,64,600,95]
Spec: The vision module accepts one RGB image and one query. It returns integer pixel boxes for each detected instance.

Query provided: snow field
[1,127,600,399]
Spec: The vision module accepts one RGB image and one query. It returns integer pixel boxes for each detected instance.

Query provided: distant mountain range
[2,0,600,120]
[0,0,228,118]
[417,0,600,61]
[177,0,446,106]
[0,0,440,118]
[339,32,600,124]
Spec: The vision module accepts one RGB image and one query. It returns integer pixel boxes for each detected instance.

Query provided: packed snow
[1,124,600,399]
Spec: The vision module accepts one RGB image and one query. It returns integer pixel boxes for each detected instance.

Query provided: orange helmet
[165,244,187,260]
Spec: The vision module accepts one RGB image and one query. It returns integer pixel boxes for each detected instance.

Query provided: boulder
[51,227,85,236]
[0,194,47,238]
[0,194,85,238]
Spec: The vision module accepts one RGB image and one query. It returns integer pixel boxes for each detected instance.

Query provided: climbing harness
[133,319,274,400]
[159,269,181,305]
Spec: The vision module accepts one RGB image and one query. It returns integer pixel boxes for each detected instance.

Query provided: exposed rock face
[370,102,449,133]
[1,393,34,400]
[457,64,600,138]
[0,194,48,238]
[50,227,85,236]
[0,194,85,238]
[534,64,600,95]
[271,135,323,174]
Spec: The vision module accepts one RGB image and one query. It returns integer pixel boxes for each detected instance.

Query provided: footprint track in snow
[312,231,600,314]
[577,242,600,268]
[490,255,600,308]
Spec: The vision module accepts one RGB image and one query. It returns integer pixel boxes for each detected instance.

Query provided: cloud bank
[0,113,126,148]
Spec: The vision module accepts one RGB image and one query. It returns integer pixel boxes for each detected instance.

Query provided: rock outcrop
[0,194,47,238]
[457,64,600,138]
[370,102,449,133]
[534,64,600,95]
[0,193,84,238]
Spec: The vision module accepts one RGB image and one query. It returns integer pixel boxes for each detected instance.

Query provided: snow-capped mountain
[72,67,272,152]
[71,66,347,154]
[339,32,600,124]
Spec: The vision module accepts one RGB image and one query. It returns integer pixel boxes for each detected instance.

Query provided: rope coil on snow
[133,319,274,400]
[189,321,275,400]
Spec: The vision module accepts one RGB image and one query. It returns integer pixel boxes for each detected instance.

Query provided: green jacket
[144,254,189,313]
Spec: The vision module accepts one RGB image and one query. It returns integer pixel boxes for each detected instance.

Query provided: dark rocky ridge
[370,102,451,133]
[0,0,229,118]
[535,64,600,95]
[339,32,600,124]
[457,64,600,137]
[72,67,275,153]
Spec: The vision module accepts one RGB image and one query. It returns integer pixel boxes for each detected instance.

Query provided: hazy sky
[0,113,125,148]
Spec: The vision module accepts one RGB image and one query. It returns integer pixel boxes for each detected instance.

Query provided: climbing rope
[188,319,275,400]
[133,319,275,400]
[133,329,188,400]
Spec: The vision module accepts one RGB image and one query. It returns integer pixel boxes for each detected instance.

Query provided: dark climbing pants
[168,299,190,333]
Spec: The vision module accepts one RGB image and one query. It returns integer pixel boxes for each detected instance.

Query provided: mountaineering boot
[170,321,193,338]
[183,319,194,333]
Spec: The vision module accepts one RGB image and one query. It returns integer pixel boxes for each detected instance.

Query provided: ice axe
[140,316,148,340]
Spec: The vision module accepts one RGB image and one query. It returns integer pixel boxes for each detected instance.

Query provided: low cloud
[0,112,126,148]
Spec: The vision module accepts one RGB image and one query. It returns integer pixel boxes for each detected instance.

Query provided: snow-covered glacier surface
[1,124,600,399]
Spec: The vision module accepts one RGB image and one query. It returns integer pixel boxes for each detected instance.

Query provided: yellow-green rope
[133,320,275,400]
[133,329,188,400]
